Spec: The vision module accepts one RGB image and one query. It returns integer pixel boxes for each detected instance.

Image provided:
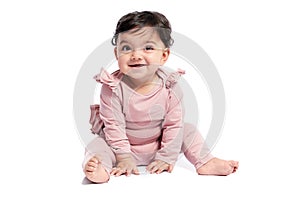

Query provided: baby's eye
[144,45,155,52]
[120,45,132,52]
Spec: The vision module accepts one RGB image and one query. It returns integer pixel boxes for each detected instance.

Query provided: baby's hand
[146,160,173,174]
[111,154,139,176]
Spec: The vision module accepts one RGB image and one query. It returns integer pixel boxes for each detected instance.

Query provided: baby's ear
[114,47,118,60]
[160,48,170,65]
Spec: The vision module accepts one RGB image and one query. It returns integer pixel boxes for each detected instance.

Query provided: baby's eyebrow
[119,40,158,46]
[119,40,130,45]
[145,40,157,45]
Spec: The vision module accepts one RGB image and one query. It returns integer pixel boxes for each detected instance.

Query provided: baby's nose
[130,49,143,60]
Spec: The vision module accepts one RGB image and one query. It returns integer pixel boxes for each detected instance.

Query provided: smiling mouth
[129,64,147,68]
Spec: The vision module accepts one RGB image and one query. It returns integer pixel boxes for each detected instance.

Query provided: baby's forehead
[117,27,162,45]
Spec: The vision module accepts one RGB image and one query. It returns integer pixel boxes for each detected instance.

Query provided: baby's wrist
[116,153,133,161]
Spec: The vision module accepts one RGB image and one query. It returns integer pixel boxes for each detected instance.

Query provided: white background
[1,0,299,199]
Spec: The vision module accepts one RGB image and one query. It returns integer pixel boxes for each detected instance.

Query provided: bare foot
[197,157,239,176]
[84,156,109,183]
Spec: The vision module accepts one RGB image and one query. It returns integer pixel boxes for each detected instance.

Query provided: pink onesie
[84,68,213,173]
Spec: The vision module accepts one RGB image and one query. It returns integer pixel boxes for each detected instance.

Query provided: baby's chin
[125,67,148,76]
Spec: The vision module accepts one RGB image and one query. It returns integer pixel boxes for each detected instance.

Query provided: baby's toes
[233,161,239,173]
[89,157,100,164]
[88,160,98,168]
[85,158,99,172]
[85,164,96,172]
[229,161,239,168]
[228,161,239,173]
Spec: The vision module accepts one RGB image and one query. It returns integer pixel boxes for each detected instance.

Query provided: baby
[83,11,239,183]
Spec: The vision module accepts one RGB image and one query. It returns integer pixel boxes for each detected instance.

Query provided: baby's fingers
[110,168,118,176]
[111,167,125,176]
[124,166,140,176]
[155,163,169,174]
[146,161,157,173]
[167,165,174,173]
[111,167,139,176]
[147,161,168,174]
[132,167,140,175]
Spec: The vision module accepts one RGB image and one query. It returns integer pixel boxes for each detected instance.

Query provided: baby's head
[111,11,174,48]
[111,11,173,78]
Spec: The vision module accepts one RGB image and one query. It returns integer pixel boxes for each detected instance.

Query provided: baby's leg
[182,123,238,175]
[182,123,214,168]
[83,136,116,183]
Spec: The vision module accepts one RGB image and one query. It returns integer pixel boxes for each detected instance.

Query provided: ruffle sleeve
[89,69,123,134]
[165,68,185,89]
[93,69,123,91]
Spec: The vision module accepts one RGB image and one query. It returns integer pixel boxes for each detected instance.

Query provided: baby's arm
[100,85,138,175]
[149,84,184,173]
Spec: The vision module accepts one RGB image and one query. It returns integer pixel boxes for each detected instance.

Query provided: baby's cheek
[117,59,129,74]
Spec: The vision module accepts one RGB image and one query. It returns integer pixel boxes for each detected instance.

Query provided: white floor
[76,141,297,200]
[80,155,242,199]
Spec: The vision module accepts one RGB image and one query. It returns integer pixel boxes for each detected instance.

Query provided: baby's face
[114,27,169,80]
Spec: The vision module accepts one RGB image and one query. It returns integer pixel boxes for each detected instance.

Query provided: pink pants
[83,123,213,173]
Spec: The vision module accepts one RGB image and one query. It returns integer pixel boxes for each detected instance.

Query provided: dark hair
[111,11,174,48]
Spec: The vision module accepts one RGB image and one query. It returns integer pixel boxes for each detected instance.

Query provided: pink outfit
[84,68,213,173]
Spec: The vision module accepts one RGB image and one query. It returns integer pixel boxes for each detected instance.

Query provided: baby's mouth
[128,64,147,68]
